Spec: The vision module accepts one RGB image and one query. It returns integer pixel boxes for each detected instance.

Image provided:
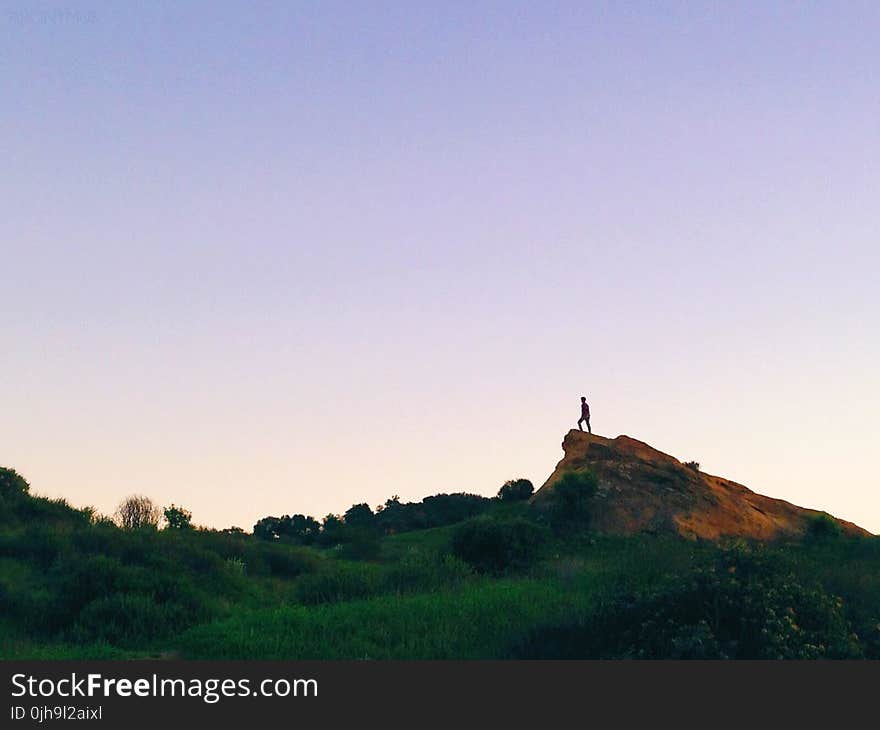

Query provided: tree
[318,514,345,545]
[253,514,321,544]
[115,495,162,529]
[498,478,534,502]
[0,467,30,498]
[164,504,193,530]
[253,516,283,540]
[283,514,321,544]
[374,497,415,535]
[343,503,375,528]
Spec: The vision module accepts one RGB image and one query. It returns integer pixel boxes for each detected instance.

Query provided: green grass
[0,618,134,659]
[379,524,458,561]
[175,533,711,659]
[177,577,597,659]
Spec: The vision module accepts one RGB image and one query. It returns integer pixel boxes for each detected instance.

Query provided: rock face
[532,430,870,540]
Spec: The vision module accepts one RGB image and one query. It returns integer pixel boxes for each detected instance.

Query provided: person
[577,396,591,433]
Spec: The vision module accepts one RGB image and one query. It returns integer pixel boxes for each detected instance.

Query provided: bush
[807,513,844,542]
[513,546,862,659]
[338,528,382,561]
[258,545,317,578]
[683,461,700,472]
[498,479,534,502]
[72,592,205,646]
[451,517,548,575]
[5,494,92,529]
[7,525,65,568]
[543,471,598,532]
[12,554,131,635]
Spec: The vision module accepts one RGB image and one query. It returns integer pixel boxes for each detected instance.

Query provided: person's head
[581,396,586,402]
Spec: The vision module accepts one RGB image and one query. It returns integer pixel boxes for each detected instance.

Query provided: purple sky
[3,2,878,531]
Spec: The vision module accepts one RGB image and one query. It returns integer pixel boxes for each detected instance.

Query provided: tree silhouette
[115,495,162,529]
[164,504,193,529]
[0,467,30,497]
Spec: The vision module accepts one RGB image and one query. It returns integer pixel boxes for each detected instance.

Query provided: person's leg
[577,417,584,431]
[586,417,591,434]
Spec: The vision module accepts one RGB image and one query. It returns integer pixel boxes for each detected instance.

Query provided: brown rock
[531,430,870,540]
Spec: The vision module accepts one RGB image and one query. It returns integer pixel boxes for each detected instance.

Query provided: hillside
[532,430,870,541]
[3,440,879,660]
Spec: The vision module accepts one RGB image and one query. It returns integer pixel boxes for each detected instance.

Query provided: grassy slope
[176,534,702,659]
[175,534,880,660]
[179,578,592,659]
[4,488,880,659]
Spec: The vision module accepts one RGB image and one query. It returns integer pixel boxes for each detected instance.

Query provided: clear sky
[3,2,878,532]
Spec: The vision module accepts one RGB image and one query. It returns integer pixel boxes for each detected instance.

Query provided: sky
[2,1,878,532]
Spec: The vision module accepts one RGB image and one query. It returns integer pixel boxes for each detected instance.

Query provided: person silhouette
[577,396,591,433]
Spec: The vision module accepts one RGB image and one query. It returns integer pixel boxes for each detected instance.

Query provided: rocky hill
[532,430,869,540]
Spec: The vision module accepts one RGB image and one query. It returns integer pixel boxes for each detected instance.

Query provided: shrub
[806,513,844,542]
[451,517,548,575]
[498,479,534,502]
[71,592,205,646]
[338,527,382,561]
[513,546,862,659]
[8,587,59,635]
[8,494,92,528]
[115,495,162,530]
[543,471,598,532]
[8,525,65,568]
[258,545,317,578]
[19,554,131,635]
[683,461,700,472]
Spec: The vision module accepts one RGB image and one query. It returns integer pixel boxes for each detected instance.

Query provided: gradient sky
[3,1,878,532]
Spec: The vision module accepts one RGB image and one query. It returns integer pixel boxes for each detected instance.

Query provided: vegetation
[541,471,598,532]
[2,466,880,660]
[164,504,193,530]
[497,479,534,502]
[513,544,864,658]
[451,517,547,575]
[807,512,844,542]
[115,495,162,530]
